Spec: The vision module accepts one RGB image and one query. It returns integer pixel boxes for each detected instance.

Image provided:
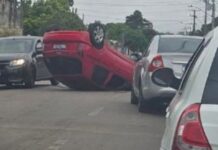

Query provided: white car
[132,35,203,112]
[151,28,218,150]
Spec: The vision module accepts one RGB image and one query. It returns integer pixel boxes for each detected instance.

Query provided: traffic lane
[0,82,165,150]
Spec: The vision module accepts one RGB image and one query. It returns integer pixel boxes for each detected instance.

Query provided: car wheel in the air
[88,22,105,49]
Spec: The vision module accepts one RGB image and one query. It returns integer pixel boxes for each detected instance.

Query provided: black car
[0,36,58,88]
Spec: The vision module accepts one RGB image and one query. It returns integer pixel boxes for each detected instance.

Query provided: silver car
[131,35,203,112]
[152,26,218,150]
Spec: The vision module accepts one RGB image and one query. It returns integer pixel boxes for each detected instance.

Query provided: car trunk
[200,105,218,150]
[161,53,193,78]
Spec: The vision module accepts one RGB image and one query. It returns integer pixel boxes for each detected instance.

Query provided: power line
[77,8,188,14]
[75,2,198,7]
[81,13,191,23]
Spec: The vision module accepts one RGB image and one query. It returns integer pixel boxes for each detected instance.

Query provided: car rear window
[202,50,218,104]
[158,37,202,53]
[178,34,212,94]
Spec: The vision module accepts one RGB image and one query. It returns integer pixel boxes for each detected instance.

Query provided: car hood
[0,53,29,61]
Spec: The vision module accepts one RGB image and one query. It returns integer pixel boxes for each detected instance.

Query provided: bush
[0,28,22,37]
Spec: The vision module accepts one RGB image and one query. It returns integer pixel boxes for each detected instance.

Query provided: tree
[124,28,149,52]
[126,10,153,30]
[22,0,84,35]
[68,0,74,7]
[106,23,149,52]
[106,10,157,52]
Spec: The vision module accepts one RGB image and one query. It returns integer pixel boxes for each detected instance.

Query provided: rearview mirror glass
[130,52,142,62]
[151,68,181,89]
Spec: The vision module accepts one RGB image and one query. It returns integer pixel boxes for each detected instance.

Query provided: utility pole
[204,0,208,30]
[20,0,24,30]
[192,10,197,33]
[13,0,17,28]
[82,14,85,23]
[212,0,216,29]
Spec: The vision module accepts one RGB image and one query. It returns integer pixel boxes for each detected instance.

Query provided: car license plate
[53,44,66,50]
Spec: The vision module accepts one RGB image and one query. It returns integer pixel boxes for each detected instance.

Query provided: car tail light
[148,55,164,72]
[172,104,211,150]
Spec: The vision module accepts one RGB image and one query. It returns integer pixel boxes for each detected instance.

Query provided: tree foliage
[106,23,149,52]
[106,10,157,52]
[22,0,84,36]
[126,10,152,30]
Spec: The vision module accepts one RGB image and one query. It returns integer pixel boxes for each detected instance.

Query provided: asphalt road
[0,82,165,150]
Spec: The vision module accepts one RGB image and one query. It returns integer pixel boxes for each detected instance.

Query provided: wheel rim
[93,26,104,43]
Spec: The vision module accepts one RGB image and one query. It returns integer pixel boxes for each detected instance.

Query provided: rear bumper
[141,72,176,102]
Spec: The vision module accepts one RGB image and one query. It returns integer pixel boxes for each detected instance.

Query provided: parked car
[0,36,58,88]
[43,22,134,90]
[131,35,203,112]
[152,28,218,150]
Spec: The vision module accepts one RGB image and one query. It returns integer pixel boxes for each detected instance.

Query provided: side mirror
[130,53,142,62]
[151,68,181,90]
[36,42,43,54]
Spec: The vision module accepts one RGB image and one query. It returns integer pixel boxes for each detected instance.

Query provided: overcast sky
[74,0,217,33]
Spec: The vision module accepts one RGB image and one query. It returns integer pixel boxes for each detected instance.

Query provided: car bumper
[141,72,176,102]
[0,66,27,84]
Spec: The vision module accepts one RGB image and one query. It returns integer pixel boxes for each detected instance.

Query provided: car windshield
[158,37,202,53]
[0,39,34,53]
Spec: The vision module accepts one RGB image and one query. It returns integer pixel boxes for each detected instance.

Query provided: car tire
[6,82,13,88]
[131,89,138,105]
[137,80,151,113]
[88,22,105,49]
[138,97,145,113]
[24,68,35,88]
[50,78,59,86]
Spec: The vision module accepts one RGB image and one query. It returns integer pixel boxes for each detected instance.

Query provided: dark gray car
[0,36,58,88]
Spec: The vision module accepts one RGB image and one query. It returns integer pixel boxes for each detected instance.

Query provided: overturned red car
[43,23,134,90]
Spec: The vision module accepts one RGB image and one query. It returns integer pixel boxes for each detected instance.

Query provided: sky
[74,0,216,33]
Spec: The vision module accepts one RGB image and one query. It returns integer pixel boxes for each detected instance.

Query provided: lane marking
[48,146,60,150]
[48,139,68,150]
[88,107,104,116]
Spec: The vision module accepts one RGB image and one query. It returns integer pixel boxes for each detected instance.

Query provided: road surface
[0,82,165,150]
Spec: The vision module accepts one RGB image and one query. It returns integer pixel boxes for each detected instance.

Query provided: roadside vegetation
[22,0,85,35]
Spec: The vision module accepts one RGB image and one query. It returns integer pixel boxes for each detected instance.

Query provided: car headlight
[10,59,25,66]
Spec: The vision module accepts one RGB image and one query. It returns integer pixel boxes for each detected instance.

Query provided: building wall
[0,0,10,27]
[0,0,22,36]
[0,0,21,28]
